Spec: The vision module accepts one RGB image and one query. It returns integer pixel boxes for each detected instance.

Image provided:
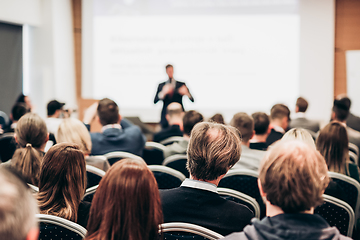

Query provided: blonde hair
[281,128,316,149]
[56,118,92,154]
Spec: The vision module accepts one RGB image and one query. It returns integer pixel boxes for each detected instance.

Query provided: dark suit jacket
[160,186,254,236]
[90,119,146,156]
[289,117,320,133]
[347,112,360,132]
[154,80,194,128]
[265,129,283,147]
[153,124,183,143]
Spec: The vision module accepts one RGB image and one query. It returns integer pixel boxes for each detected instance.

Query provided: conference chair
[104,151,143,165]
[217,187,260,219]
[349,151,358,166]
[83,184,98,203]
[0,132,16,162]
[27,183,39,193]
[85,155,110,172]
[86,165,105,189]
[163,154,189,177]
[315,194,355,237]
[161,222,224,240]
[143,141,166,165]
[37,214,87,240]
[349,143,359,158]
[160,136,185,146]
[148,165,186,189]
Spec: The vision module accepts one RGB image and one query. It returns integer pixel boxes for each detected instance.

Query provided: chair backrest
[83,184,98,203]
[36,214,87,240]
[160,136,185,146]
[163,154,189,177]
[86,165,106,189]
[148,165,186,189]
[217,187,260,219]
[161,222,224,240]
[104,151,143,165]
[349,151,358,166]
[328,171,360,221]
[86,155,110,172]
[143,142,165,165]
[349,143,359,157]
[315,194,355,237]
[27,183,39,193]
[0,132,17,162]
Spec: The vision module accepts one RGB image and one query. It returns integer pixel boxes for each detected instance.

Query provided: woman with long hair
[316,122,360,182]
[37,143,89,227]
[11,113,48,186]
[281,128,316,149]
[85,158,163,240]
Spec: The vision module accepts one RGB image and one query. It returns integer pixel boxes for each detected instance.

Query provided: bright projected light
[88,0,299,122]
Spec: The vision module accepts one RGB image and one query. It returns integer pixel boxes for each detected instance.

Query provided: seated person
[45,100,65,135]
[163,110,203,158]
[266,104,290,147]
[153,102,184,143]
[230,112,265,172]
[83,98,146,156]
[289,97,320,133]
[0,166,39,240]
[209,113,225,124]
[249,112,270,151]
[224,140,351,240]
[37,143,90,228]
[7,103,30,132]
[160,122,254,236]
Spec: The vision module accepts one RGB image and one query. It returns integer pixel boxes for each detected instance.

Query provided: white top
[101,124,122,132]
[181,178,218,193]
[45,118,63,134]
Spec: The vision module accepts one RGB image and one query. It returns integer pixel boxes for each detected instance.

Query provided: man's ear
[258,178,266,198]
[295,105,299,113]
[26,227,39,240]
[331,111,336,121]
[118,114,122,123]
[45,133,49,143]
[250,130,255,140]
[14,133,19,144]
[95,115,100,124]
[165,114,170,122]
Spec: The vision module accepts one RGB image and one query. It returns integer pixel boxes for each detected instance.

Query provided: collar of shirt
[273,125,285,134]
[101,124,122,133]
[181,178,218,193]
[294,112,306,118]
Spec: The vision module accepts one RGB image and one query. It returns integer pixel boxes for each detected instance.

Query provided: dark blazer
[90,119,146,156]
[160,186,254,236]
[154,80,194,128]
[289,117,320,133]
[153,124,183,143]
[265,128,283,147]
[347,112,360,132]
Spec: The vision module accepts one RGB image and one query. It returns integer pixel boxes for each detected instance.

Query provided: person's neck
[183,134,190,141]
[266,201,314,217]
[333,119,347,127]
[169,120,183,130]
[251,134,268,143]
[190,175,222,186]
[241,141,250,147]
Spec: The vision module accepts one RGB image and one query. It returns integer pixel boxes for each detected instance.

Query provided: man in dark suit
[249,112,270,151]
[160,122,254,236]
[84,98,146,156]
[154,64,194,129]
[289,97,320,133]
[266,104,290,146]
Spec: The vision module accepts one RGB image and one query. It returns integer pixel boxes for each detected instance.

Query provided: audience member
[281,128,316,149]
[266,104,290,146]
[289,97,320,133]
[224,140,351,240]
[160,122,253,236]
[209,113,225,124]
[11,113,48,186]
[8,103,30,132]
[45,100,65,135]
[163,110,203,158]
[0,110,10,133]
[83,98,146,156]
[16,93,33,112]
[249,112,270,151]
[0,166,39,240]
[230,112,265,171]
[37,143,90,228]
[316,122,360,182]
[153,102,184,142]
[85,158,163,240]
[56,118,110,171]
[332,98,360,156]
[336,95,360,132]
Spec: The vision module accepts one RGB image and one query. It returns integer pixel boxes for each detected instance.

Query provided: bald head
[166,103,184,125]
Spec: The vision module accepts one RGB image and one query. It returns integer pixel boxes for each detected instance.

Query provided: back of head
[209,113,225,124]
[0,166,38,240]
[38,143,86,222]
[296,97,308,113]
[186,122,241,181]
[183,110,204,136]
[230,112,254,143]
[12,113,48,185]
[251,112,269,135]
[281,128,316,149]
[332,99,350,121]
[316,122,349,174]
[270,104,290,121]
[86,158,162,240]
[47,100,65,117]
[97,98,119,126]
[11,103,30,121]
[57,118,92,154]
[166,102,184,120]
[259,140,329,213]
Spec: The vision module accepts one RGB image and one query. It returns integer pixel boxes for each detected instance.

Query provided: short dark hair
[11,103,30,121]
[252,112,270,135]
[230,112,254,143]
[186,122,241,181]
[47,100,65,116]
[209,113,225,124]
[296,97,308,112]
[183,110,204,136]
[270,104,290,121]
[97,98,120,126]
[165,64,173,69]
[332,99,350,121]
